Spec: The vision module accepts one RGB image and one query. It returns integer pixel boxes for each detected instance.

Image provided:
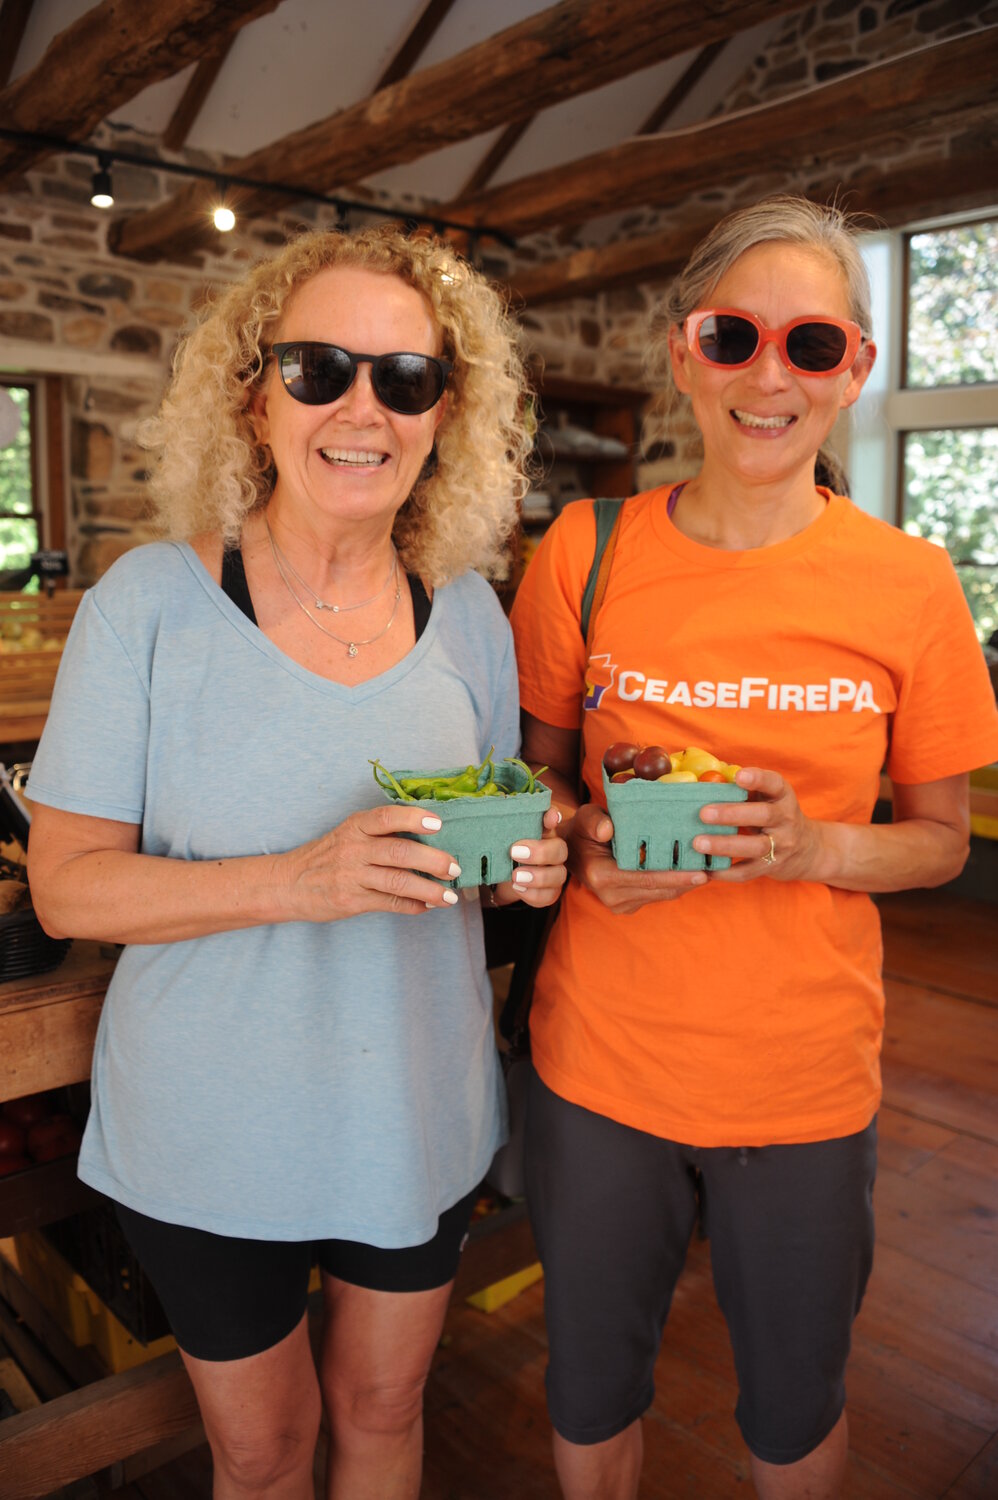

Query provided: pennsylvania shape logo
[584,653,617,711]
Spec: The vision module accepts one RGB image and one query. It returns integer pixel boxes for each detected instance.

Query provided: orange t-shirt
[511,487,998,1146]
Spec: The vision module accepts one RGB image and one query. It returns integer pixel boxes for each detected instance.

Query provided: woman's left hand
[693,767,822,883]
[492,807,568,908]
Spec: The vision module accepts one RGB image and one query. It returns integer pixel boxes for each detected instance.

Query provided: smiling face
[253,265,448,535]
[668,242,875,494]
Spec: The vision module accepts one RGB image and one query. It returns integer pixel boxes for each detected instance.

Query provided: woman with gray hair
[27,223,566,1500]
[511,196,997,1498]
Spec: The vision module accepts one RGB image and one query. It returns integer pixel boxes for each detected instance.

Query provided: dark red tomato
[3,1093,52,1128]
[633,745,670,780]
[0,1154,31,1176]
[603,742,640,775]
[27,1116,82,1163]
[610,771,635,783]
[0,1120,27,1156]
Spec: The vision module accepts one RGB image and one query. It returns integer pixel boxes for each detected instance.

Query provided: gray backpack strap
[579,497,625,641]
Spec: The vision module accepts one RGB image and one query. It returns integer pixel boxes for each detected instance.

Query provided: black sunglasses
[269,341,452,415]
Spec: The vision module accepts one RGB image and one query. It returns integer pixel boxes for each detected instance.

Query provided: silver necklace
[265,518,397,612]
[267,524,402,658]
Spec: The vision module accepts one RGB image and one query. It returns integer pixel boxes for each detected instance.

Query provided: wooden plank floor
[31,888,998,1498]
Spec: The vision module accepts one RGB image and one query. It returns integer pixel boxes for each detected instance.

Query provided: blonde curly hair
[140,225,531,585]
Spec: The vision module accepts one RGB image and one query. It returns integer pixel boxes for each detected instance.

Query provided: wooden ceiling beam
[461,32,732,204]
[637,38,728,135]
[507,144,998,306]
[547,36,728,247]
[510,215,721,306]
[0,0,34,90]
[449,27,998,236]
[0,0,280,181]
[373,0,458,91]
[106,0,811,262]
[460,116,535,198]
[158,0,456,164]
[161,37,236,152]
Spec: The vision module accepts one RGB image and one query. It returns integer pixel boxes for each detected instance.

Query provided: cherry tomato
[610,770,635,783]
[603,742,640,775]
[0,1154,31,1177]
[697,770,726,782]
[633,745,670,780]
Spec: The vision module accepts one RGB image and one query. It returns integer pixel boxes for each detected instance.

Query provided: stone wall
[0,145,349,579]
[0,0,994,578]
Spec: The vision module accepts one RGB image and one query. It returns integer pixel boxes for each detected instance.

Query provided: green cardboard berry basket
[379,761,551,888]
[602,766,747,872]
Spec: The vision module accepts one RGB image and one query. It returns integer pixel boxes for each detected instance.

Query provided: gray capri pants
[525,1068,876,1465]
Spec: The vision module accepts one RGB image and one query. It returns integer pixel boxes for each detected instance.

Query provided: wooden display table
[0,944,535,1497]
[0,942,113,1111]
[0,590,85,748]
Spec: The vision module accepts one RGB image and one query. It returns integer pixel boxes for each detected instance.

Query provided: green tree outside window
[906,221,998,388]
[903,220,998,642]
[902,428,997,644]
[0,385,38,577]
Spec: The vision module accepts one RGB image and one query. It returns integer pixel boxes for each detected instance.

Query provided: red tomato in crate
[0,1154,31,1176]
[0,1120,27,1156]
[633,746,671,781]
[27,1116,82,1163]
[603,742,640,775]
[3,1093,53,1128]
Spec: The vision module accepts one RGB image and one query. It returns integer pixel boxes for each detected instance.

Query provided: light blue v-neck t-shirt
[28,542,519,1245]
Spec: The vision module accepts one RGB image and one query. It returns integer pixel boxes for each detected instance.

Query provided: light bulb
[90,166,114,209]
[213,203,236,233]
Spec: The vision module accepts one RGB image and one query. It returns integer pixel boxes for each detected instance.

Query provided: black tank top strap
[221,546,432,641]
[220,546,257,625]
[409,572,431,638]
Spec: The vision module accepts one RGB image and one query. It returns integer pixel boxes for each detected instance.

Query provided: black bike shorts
[114,1186,479,1363]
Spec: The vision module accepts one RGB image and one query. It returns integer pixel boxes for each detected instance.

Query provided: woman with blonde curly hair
[27,224,566,1500]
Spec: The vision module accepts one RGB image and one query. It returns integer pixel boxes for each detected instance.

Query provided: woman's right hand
[280,802,465,920]
[569,802,708,916]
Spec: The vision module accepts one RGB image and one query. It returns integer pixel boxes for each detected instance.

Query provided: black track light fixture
[90,156,114,209]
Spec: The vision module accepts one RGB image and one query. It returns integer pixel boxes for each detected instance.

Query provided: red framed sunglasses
[683,308,864,377]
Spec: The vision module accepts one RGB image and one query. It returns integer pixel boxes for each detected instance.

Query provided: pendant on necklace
[347,643,359,657]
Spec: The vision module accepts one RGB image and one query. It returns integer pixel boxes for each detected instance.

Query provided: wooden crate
[0,591,85,743]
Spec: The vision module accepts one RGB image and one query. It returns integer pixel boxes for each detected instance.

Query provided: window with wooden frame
[0,376,67,590]
[897,217,997,645]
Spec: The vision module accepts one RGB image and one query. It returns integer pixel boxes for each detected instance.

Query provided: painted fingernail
[442,889,459,904]
[448,862,462,878]
[510,845,531,860]
[513,869,534,885]
[422,815,442,830]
